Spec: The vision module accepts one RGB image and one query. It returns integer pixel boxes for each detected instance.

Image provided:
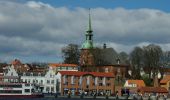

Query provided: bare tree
[143,44,163,87]
[130,46,144,79]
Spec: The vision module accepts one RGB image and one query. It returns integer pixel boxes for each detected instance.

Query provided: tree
[143,44,163,87]
[119,52,129,64]
[129,47,144,79]
[161,51,170,68]
[141,74,152,86]
[62,44,80,64]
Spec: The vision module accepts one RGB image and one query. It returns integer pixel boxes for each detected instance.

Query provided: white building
[4,65,57,93]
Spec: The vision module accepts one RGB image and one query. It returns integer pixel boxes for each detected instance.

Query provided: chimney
[116,58,120,65]
[103,43,106,49]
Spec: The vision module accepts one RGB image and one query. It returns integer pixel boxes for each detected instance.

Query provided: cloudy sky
[0,0,170,63]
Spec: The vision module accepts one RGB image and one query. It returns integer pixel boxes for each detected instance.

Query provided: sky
[0,0,170,63]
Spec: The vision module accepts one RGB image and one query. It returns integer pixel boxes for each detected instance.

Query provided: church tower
[82,9,93,49]
[80,9,95,72]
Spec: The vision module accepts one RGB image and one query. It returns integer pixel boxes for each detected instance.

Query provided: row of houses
[1,59,170,96]
[0,59,115,95]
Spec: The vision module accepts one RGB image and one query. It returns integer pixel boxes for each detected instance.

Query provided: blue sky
[0,0,170,63]
[37,0,170,12]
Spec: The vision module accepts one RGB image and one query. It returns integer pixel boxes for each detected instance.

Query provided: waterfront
[0,95,169,100]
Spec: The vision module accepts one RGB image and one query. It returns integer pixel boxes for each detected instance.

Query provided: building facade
[56,71,115,96]
[4,65,57,93]
[49,63,78,73]
[160,75,170,93]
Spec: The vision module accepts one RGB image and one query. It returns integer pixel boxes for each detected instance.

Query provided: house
[20,66,57,93]
[124,80,145,88]
[138,87,168,95]
[4,64,57,93]
[160,75,170,92]
[123,80,146,94]
[56,71,115,96]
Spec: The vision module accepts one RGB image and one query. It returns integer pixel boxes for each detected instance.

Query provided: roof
[127,80,146,87]
[160,75,170,84]
[139,87,168,93]
[100,48,127,65]
[0,76,19,79]
[49,63,78,68]
[11,59,22,65]
[58,71,114,77]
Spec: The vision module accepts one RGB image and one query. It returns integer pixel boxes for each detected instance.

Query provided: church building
[80,9,130,83]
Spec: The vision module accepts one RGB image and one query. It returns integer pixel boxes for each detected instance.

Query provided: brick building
[56,71,115,96]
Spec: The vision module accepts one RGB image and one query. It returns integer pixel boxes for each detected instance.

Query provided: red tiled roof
[58,71,114,77]
[11,59,22,65]
[49,63,78,67]
[127,80,146,87]
[59,71,85,76]
[139,87,168,93]
[160,75,170,84]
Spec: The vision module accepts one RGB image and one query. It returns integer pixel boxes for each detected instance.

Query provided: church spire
[82,8,94,49]
[87,8,93,33]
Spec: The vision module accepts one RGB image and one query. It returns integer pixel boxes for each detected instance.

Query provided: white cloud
[0,1,170,62]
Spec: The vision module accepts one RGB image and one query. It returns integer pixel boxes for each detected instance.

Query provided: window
[51,80,54,84]
[47,80,50,84]
[24,89,30,93]
[99,83,103,86]
[38,73,41,76]
[86,85,89,88]
[11,72,13,76]
[65,82,68,85]
[107,78,110,81]
[40,80,43,84]
[23,72,26,76]
[51,87,54,92]
[25,84,30,87]
[36,80,38,83]
[107,83,110,86]
[33,80,35,83]
[99,77,102,80]
[0,90,22,94]
[46,87,50,92]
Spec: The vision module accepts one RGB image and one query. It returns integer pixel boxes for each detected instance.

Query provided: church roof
[100,48,127,65]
